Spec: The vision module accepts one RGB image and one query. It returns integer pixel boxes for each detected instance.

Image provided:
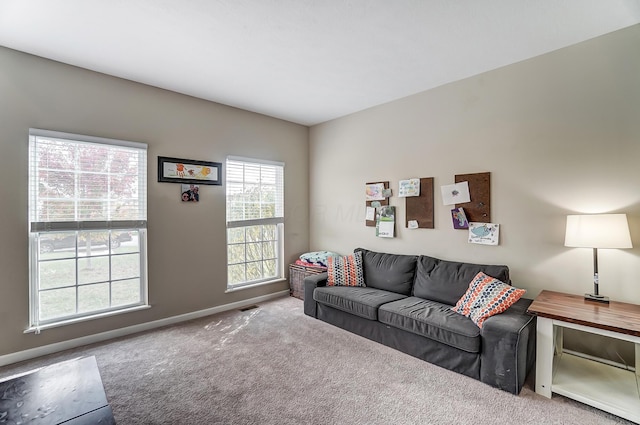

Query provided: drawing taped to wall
[365,182,386,201]
[441,181,471,205]
[399,178,420,197]
[451,207,469,229]
[468,222,499,245]
[376,206,395,238]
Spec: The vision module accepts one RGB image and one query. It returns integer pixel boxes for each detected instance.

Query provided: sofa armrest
[303,272,328,317]
[479,298,536,394]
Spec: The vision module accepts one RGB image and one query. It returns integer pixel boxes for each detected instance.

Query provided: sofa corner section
[479,298,537,394]
[303,272,328,318]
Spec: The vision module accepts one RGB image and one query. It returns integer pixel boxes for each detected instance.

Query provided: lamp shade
[564,214,632,249]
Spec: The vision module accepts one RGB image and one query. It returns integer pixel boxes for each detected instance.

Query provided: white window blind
[29,129,147,231]
[226,157,284,224]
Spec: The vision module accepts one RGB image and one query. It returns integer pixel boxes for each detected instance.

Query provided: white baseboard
[0,290,289,367]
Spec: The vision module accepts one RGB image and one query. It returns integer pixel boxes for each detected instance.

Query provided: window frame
[27,129,149,332]
[225,156,285,291]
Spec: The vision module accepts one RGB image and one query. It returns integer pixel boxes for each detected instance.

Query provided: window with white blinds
[226,157,284,289]
[28,129,148,331]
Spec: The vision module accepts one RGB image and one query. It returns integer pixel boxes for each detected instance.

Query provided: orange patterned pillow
[452,272,525,328]
[327,251,365,287]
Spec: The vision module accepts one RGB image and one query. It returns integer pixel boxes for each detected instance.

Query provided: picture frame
[157,156,222,185]
[181,184,200,202]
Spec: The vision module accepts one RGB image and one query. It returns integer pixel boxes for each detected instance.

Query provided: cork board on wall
[455,172,490,223]
[405,177,434,229]
[365,181,389,227]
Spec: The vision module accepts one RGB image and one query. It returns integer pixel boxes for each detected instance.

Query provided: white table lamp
[564,214,632,303]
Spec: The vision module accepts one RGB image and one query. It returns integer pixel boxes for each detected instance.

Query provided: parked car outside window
[39,231,132,253]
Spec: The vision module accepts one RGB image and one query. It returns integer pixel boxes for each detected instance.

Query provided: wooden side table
[527,290,640,423]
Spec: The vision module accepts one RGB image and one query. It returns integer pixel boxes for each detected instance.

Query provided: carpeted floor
[0,296,634,424]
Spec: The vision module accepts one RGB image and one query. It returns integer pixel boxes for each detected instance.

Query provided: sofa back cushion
[412,256,510,306]
[355,248,417,296]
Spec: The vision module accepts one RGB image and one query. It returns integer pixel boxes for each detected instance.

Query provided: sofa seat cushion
[378,297,481,353]
[313,286,407,320]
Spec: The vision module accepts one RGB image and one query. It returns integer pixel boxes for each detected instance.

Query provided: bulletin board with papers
[365,181,389,227]
[454,172,491,223]
[405,177,434,229]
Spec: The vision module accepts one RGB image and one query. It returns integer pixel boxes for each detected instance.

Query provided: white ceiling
[1,1,639,126]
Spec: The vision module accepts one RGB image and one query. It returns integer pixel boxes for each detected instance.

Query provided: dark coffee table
[0,356,115,425]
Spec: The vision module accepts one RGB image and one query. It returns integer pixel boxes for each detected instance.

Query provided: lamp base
[585,293,609,303]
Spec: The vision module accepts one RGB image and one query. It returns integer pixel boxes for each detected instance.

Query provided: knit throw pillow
[452,272,526,328]
[327,251,365,287]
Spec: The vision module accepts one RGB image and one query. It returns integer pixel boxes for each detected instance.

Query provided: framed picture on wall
[181,184,200,202]
[158,156,222,185]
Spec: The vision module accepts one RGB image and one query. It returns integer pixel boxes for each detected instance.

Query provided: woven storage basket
[289,264,327,300]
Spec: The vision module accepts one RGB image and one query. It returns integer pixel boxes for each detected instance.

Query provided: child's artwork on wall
[376,206,395,238]
[468,222,499,245]
[181,184,200,202]
[441,181,471,205]
[399,178,420,197]
[451,207,469,229]
[366,183,386,201]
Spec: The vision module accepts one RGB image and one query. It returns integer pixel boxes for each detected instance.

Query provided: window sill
[225,278,286,293]
[24,304,151,334]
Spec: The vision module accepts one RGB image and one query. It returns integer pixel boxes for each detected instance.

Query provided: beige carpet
[0,296,633,424]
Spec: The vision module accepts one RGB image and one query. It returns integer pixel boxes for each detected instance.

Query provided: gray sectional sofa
[303,248,536,394]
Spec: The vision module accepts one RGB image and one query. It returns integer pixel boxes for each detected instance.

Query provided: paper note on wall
[441,181,471,205]
[366,183,386,201]
[377,220,395,237]
[468,222,499,246]
[365,206,376,221]
[399,179,420,197]
[451,207,469,229]
[376,206,395,238]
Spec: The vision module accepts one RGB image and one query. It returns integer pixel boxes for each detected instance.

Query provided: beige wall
[309,24,640,306]
[310,24,640,363]
[0,47,309,356]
